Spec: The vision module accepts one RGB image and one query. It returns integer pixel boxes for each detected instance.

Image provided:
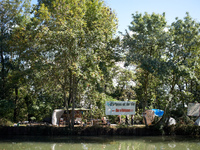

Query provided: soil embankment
[0,125,159,136]
[1,124,200,136]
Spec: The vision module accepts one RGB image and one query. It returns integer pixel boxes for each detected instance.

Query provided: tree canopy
[1,0,200,128]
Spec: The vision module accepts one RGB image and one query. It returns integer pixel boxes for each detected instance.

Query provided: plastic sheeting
[194,117,200,126]
[152,109,164,117]
[165,117,176,126]
[168,117,176,126]
[52,109,64,125]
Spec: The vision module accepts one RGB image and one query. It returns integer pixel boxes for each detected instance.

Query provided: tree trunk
[131,115,134,125]
[13,87,18,122]
[143,72,149,111]
[71,76,77,130]
[68,71,73,106]
[0,27,5,100]
[24,95,29,121]
[63,87,70,127]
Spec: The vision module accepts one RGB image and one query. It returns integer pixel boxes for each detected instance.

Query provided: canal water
[0,136,200,150]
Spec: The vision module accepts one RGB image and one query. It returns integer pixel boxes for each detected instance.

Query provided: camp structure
[52,108,90,126]
[143,110,155,125]
[143,109,164,125]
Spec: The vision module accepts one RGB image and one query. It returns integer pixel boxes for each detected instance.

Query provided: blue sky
[31,0,200,33]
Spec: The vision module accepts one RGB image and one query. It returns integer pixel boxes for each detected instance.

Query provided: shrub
[0,118,13,126]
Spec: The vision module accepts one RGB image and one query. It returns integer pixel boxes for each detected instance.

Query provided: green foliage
[0,99,14,119]
[134,113,143,124]
[0,118,13,126]
[123,12,168,111]
[122,11,200,121]
[89,93,118,119]
[0,0,32,122]
[25,0,118,128]
[1,0,200,129]
[116,124,129,128]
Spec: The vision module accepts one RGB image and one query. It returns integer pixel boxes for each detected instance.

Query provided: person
[117,115,121,124]
[131,115,134,125]
[125,115,129,125]
[101,117,106,124]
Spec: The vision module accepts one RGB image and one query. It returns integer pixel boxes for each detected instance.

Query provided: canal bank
[0,125,159,136]
[1,124,200,137]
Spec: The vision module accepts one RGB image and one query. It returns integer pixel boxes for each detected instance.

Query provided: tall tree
[166,12,200,110]
[31,0,118,128]
[0,0,22,101]
[0,0,31,121]
[123,12,168,111]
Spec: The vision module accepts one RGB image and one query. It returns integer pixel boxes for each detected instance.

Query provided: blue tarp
[152,109,164,117]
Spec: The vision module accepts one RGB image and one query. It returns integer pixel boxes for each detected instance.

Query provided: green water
[0,136,200,150]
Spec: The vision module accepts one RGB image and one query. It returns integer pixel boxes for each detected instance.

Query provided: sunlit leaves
[31,0,118,115]
[122,12,168,110]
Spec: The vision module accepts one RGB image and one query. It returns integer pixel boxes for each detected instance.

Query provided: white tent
[52,109,65,125]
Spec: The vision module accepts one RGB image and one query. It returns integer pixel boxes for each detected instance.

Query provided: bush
[108,115,118,124]
[134,113,143,124]
[0,118,13,126]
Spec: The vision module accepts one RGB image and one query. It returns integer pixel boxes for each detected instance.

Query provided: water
[0,136,200,150]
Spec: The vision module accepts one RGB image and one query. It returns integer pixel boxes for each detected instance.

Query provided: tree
[0,0,31,121]
[163,13,200,118]
[30,0,118,128]
[123,12,168,111]
[0,0,22,102]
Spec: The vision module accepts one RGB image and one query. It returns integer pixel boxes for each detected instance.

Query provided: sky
[31,0,200,33]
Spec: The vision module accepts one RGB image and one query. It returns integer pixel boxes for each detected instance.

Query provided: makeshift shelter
[51,108,89,126]
[143,110,155,125]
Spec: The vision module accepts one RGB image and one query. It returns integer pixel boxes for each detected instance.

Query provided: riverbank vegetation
[1,0,200,133]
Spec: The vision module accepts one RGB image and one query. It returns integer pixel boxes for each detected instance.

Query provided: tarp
[194,117,200,126]
[52,109,64,125]
[168,117,176,126]
[152,109,164,117]
[187,103,200,116]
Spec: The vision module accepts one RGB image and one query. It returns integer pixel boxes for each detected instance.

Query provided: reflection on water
[0,136,200,150]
